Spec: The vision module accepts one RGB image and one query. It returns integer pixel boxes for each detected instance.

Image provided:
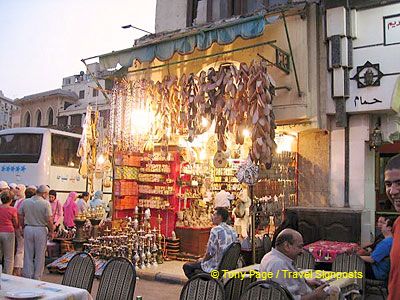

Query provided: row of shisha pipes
[83,210,164,269]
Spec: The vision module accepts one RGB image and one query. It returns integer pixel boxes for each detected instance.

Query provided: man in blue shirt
[360,217,394,280]
[182,207,237,279]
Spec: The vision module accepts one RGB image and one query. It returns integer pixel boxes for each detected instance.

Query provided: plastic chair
[239,280,293,300]
[294,251,316,270]
[224,274,257,300]
[61,252,95,292]
[96,257,136,300]
[180,273,225,300]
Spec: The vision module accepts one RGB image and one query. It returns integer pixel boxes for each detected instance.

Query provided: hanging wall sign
[384,13,400,46]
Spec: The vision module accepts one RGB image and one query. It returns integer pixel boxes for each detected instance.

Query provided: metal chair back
[224,275,256,300]
[240,280,292,300]
[294,251,315,270]
[180,273,225,300]
[332,253,365,294]
[61,252,95,293]
[218,242,241,276]
[96,257,136,300]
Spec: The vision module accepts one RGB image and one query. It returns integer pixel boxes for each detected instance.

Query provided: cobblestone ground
[42,271,183,300]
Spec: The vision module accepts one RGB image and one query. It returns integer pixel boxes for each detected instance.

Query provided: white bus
[0,127,110,202]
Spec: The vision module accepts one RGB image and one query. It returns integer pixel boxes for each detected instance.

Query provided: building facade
[12,63,112,132]
[325,0,400,242]
[13,89,78,129]
[0,91,17,130]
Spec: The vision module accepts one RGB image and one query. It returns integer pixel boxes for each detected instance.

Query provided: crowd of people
[182,154,400,300]
[0,182,108,280]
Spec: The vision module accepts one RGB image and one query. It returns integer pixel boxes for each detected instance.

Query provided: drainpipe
[344,117,350,207]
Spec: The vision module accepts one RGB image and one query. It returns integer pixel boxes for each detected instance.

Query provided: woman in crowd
[271,209,299,248]
[63,192,78,229]
[90,191,104,208]
[0,190,18,274]
[76,192,90,214]
[49,190,63,231]
[13,184,26,276]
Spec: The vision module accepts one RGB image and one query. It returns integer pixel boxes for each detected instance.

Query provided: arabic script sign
[384,14,400,46]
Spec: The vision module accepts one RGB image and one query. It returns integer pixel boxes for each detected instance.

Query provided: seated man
[360,217,394,280]
[183,207,237,279]
[259,229,328,300]
[357,216,386,256]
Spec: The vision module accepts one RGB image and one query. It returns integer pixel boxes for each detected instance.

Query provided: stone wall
[298,129,330,207]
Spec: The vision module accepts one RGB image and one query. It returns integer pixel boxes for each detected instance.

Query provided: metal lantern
[369,125,383,150]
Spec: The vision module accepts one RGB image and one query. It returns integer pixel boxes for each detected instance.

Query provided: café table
[0,274,93,300]
[304,240,360,263]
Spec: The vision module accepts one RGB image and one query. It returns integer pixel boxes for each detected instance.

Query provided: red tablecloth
[303,240,360,263]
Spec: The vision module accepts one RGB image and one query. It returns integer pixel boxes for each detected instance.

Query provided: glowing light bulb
[199,149,207,160]
[201,117,209,128]
[243,128,250,137]
[97,154,105,165]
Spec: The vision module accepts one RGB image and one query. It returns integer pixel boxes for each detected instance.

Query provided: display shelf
[139,171,171,174]
[138,192,173,196]
[137,181,174,185]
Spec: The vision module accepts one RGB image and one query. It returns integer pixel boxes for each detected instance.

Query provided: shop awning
[98,14,279,70]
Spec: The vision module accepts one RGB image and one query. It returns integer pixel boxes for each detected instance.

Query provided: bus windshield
[0,133,43,163]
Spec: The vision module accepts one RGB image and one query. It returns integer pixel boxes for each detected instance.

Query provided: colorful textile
[303,240,360,263]
[62,192,78,228]
[50,199,63,226]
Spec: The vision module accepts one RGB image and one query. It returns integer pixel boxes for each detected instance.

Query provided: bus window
[51,134,80,168]
[0,134,43,163]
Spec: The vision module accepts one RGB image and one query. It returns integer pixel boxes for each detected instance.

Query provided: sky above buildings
[0,0,156,99]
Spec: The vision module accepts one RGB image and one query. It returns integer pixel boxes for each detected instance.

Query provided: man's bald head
[275,229,304,260]
[36,185,50,198]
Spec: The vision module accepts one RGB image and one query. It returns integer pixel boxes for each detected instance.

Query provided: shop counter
[175,226,212,257]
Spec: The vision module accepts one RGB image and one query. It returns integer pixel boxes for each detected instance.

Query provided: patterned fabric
[303,240,360,263]
[201,222,237,273]
[62,252,95,292]
[180,273,224,300]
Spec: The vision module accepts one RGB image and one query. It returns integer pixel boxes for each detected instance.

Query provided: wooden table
[0,274,92,300]
[175,226,211,256]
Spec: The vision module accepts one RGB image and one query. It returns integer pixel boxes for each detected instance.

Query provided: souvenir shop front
[49,6,331,272]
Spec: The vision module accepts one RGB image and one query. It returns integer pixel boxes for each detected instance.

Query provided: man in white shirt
[259,229,328,300]
[214,184,233,208]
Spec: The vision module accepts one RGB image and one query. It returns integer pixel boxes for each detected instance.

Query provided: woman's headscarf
[92,191,103,201]
[63,191,78,208]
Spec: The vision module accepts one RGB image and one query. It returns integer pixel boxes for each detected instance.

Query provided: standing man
[183,207,237,279]
[18,185,54,280]
[385,154,400,300]
[214,184,234,209]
